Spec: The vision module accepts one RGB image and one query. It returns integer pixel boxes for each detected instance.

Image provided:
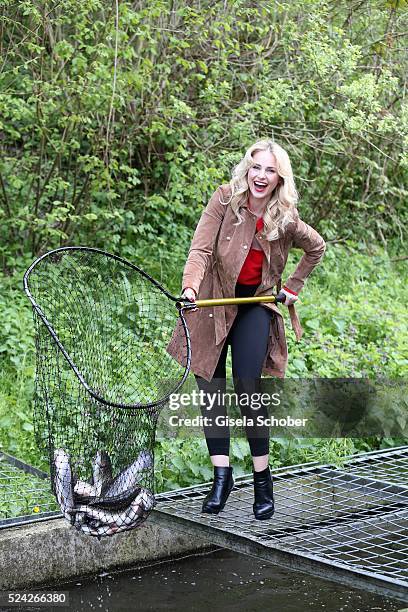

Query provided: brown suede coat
[168,184,326,382]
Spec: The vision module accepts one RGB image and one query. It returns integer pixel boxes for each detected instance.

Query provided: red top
[237,218,265,285]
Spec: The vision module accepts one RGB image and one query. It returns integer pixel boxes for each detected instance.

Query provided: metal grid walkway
[0,452,59,528]
[154,446,408,601]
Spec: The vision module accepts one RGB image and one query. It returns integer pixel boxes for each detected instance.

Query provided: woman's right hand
[181,287,197,303]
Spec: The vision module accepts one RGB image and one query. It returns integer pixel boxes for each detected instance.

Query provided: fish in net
[24,247,190,537]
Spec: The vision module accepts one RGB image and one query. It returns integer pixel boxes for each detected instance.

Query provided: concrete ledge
[0,512,211,589]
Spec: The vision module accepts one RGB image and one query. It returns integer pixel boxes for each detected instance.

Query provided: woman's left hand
[277,286,299,306]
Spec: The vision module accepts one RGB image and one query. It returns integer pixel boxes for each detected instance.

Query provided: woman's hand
[180,287,198,312]
[181,287,197,303]
[277,286,298,307]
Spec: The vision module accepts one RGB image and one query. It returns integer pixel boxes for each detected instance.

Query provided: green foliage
[155,437,260,492]
[0,274,43,466]
[0,0,407,273]
[270,438,357,468]
[284,244,408,378]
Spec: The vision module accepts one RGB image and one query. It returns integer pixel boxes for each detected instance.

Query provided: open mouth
[253,181,268,192]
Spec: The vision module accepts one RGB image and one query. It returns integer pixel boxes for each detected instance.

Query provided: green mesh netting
[24,247,189,537]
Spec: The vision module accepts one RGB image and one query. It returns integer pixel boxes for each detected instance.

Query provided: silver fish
[73,511,87,530]
[53,448,75,521]
[79,509,151,537]
[76,487,154,531]
[92,450,113,496]
[87,485,141,511]
[78,522,125,538]
[74,480,98,498]
[103,450,152,500]
[77,524,103,537]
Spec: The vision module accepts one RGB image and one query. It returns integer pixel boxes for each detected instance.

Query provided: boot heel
[202,466,234,514]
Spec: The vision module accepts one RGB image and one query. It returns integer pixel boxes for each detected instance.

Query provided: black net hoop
[23,246,190,537]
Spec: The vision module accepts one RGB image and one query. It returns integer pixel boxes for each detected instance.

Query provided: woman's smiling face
[247,150,280,204]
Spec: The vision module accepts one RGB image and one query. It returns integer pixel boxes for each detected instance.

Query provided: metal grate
[0,452,59,528]
[1,446,407,599]
[154,446,408,601]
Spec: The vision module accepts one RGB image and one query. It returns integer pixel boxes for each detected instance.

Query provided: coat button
[243,245,247,249]
[209,313,213,318]
[226,236,231,240]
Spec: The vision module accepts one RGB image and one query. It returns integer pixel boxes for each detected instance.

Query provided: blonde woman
[170,140,325,519]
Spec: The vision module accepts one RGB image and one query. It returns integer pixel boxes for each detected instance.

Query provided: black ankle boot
[202,466,234,514]
[253,466,275,520]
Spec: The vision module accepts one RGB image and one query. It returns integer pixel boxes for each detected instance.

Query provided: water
[58,548,404,612]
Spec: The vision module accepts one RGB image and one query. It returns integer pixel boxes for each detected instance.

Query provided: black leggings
[195,283,272,457]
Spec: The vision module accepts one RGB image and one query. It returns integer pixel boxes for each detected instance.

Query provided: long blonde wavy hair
[221,140,298,240]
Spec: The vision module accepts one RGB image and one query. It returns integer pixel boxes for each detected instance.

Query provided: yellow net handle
[176,295,282,309]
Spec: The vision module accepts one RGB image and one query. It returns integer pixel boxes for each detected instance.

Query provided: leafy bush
[284,244,407,378]
[0,0,407,274]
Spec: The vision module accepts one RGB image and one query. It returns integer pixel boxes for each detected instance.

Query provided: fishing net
[24,247,189,537]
